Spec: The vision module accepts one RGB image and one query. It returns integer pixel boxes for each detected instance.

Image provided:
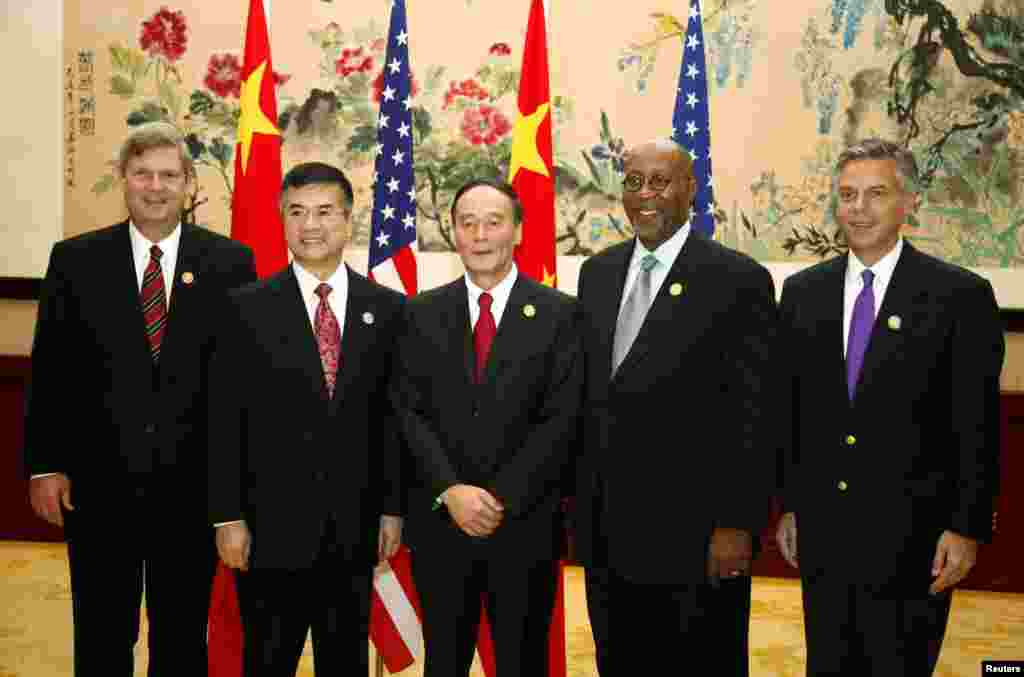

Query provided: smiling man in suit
[24,121,257,675]
[208,162,405,676]
[574,139,778,676]
[391,179,582,676]
[775,138,1005,676]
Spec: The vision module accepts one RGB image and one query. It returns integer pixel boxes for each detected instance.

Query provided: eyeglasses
[622,173,673,193]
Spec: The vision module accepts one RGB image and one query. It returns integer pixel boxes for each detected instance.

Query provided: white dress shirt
[618,222,691,316]
[465,263,519,330]
[843,237,903,357]
[292,261,350,336]
[129,222,181,304]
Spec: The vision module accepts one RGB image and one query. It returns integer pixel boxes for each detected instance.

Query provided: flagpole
[375,650,385,677]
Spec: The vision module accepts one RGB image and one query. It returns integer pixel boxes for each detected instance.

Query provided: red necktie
[141,244,168,363]
[474,291,496,383]
[314,283,342,397]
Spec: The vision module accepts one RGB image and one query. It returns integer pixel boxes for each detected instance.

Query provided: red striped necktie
[141,244,168,363]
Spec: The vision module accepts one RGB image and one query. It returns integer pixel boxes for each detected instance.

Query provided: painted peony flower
[460,105,511,146]
[139,7,188,62]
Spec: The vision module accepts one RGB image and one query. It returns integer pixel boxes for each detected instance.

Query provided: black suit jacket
[574,232,778,584]
[778,242,1004,591]
[207,264,405,570]
[391,274,582,561]
[24,221,256,522]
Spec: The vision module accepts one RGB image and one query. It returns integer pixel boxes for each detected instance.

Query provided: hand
[776,512,799,569]
[378,515,403,562]
[930,530,978,595]
[29,474,73,528]
[443,484,504,538]
[216,522,252,571]
[707,528,753,587]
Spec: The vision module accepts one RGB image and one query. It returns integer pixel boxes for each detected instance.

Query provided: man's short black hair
[281,162,354,208]
[450,178,523,224]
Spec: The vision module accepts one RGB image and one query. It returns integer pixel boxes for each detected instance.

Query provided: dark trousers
[65,489,217,677]
[412,543,558,677]
[585,565,752,676]
[237,519,372,677]
[801,574,953,677]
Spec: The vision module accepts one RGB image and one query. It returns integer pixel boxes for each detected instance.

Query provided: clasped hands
[707,527,753,587]
[442,484,504,538]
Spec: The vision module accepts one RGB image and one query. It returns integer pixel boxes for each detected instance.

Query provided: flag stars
[398,122,411,137]
[382,86,396,102]
[687,63,700,79]
[373,143,384,157]
[685,121,698,137]
[381,205,396,221]
[389,58,402,74]
[379,114,390,128]
[406,187,417,202]
[376,231,391,247]
[402,213,415,230]
[689,4,700,21]
[392,149,405,165]
[387,177,401,193]
[396,30,408,46]
[688,148,698,161]
[686,34,700,50]
[706,202,716,215]
[686,92,699,108]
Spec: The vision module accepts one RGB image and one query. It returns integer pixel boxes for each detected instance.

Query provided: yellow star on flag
[541,266,557,288]
[508,102,551,182]
[237,61,279,176]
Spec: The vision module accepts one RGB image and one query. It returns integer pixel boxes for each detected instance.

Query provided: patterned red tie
[141,244,168,363]
[474,291,496,383]
[314,283,342,397]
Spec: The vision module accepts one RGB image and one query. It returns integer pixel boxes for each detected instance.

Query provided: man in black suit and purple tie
[574,139,778,676]
[24,121,257,675]
[208,162,405,676]
[775,138,1005,676]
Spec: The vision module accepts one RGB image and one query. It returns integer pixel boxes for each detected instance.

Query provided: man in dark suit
[208,162,405,676]
[775,138,1004,676]
[391,179,581,676]
[24,121,257,675]
[574,139,778,676]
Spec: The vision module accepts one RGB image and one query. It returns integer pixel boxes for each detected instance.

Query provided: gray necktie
[612,253,658,375]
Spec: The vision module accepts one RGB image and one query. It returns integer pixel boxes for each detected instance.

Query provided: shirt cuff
[213,520,245,528]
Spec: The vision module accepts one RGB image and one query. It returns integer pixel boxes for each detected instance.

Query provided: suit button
[144,423,157,434]
[845,435,856,446]
[838,480,848,491]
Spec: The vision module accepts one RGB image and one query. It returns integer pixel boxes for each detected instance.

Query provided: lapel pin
[523,304,536,318]
[669,282,684,297]
[888,314,901,331]
[181,271,195,285]
[363,311,375,325]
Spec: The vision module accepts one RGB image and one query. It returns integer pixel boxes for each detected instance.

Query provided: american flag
[369,0,418,295]
[671,0,716,237]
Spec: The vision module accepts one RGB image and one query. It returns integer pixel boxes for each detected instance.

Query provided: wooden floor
[2,541,1022,676]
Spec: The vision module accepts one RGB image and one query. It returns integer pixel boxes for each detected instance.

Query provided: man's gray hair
[117,121,194,178]
[835,138,919,192]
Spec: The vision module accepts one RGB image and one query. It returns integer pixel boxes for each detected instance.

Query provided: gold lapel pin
[887,314,901,331]
[523,304,536,318]
[181,271,195,285]
[363,311,375,325]
[669,282,684,297]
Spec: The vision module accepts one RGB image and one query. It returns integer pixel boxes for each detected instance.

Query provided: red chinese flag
[509,0,557,288]
[229,0,287,279]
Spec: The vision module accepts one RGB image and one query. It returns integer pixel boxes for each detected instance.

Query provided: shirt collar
[632,221,690,270]
[465,263,518,307]
[293,260,349,302]
[129,221,181,263]
[847,237,903,286]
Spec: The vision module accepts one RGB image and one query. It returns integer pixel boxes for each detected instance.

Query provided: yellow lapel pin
[181,271,195,285]
[669,282,684,297]
[523,304,536,318]
[887,314,901,331]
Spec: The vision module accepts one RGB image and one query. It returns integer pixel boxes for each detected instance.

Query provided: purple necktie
[846,269,875,400]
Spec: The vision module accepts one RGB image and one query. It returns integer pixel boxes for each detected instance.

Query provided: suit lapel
[158,224,202,374]
[110,222,153,368]
[612,234,701,379]
[854,243,926,402]
[275,266,331,406]
[449,278,475,385]
[331,267,378,410]
[483,276,540,382]
[595,242,634,381]
[818,255,851,406]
